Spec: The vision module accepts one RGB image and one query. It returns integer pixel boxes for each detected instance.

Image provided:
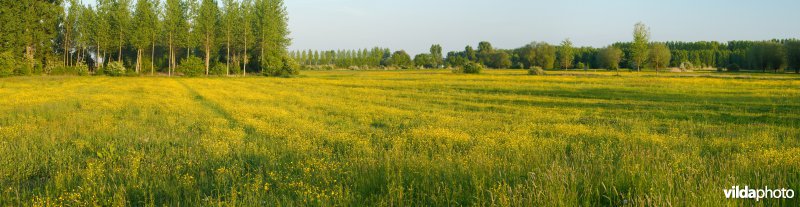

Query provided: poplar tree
[221,0,238,76]
[430,44,443,68]
[111,0,132,62]
[63,0,80,66]
[77,4,96,66]
[95,0,113,68]
[196,0,219,75]
[559,38,574,69]
[255,0,290,73]
[150,1,160,75]
[631,22,650,71]
[185,0,199,58]
[237,0,255,76]
[163,0,187,76]
[133,0,157,74]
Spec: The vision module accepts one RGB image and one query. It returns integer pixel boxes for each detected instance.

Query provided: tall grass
[0,70,798,206]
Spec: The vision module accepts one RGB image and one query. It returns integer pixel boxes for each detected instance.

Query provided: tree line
[0,0,295,77]
[291,23,800,73]
[2,4,799,78]
[288,46,444,70]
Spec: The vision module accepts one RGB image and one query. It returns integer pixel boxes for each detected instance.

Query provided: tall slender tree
[77,4,96,66]
[63,0,80,66]
[238,0,255,76]
[631,22,650,71]
[132,0,157,74]
[256,0,290,73]
[163,0,187,76]
[185,0,199,58]
[93,0,113,68]
[150,1,160,75]
[196,0,219,76]
[111,0,132,62]
[430,44,443,68]
[559,38,574,69]
[221,0,238,76]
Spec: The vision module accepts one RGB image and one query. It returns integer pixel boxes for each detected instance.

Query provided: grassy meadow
[0,70,799,206]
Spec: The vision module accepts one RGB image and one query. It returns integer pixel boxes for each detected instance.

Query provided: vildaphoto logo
[724,186,795,201]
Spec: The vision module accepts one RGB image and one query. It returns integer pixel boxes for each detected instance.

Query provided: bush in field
[46,64,90,76]
[48,65,69,75]
[105,61,127,76]
[16,63,32,76]
[454,62,483,74]
[95,65,105,75]
[577,62,586,70]
[210,64,226,76]
[178,56,204,77]
[229,64,241,75]
[680,62,694,70]
[264,57,300,77]
[76,63,89,76]
[303,64,335,70]
[528,66,546,75]
[43,61,62,75]
[0,51,18,77]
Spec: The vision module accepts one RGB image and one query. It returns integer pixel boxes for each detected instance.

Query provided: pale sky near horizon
[285,0,800,54]
[80,0,800,55]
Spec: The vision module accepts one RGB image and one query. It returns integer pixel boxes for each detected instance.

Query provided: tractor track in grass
[175,79,258,138]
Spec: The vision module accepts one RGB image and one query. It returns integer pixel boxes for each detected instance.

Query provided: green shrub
[301,64,335,70]
[458,62,483,74]
[105,61,127,76]
[229,64,242,75]
[263,56,299,77]
[528,66,546,75]
[16,63,32,76]
[178,56,205,77]
[48,66,67,75]
[75,63,89,76]
[95,65,105,75]
[33,62,43,75]
[577,62,586,70]
[47,64,89,76]
[0,51,18,77]
[43,61,62,75]
[125,69,139,77]
[210,64,226,76]
[680,62,694,70]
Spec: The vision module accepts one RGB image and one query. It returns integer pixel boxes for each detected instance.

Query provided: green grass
[0,70,798,206]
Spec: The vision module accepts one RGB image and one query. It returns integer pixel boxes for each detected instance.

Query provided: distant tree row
[289,45,446,70]
[292,23,800,73]
[0,0,295,77]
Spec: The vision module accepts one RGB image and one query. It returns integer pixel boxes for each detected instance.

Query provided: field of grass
[1,70,798,206]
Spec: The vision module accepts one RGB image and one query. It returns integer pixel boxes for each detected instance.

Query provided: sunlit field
[1,70,798,206]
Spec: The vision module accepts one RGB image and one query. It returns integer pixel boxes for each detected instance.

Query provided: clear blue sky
[285,0,800,54]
